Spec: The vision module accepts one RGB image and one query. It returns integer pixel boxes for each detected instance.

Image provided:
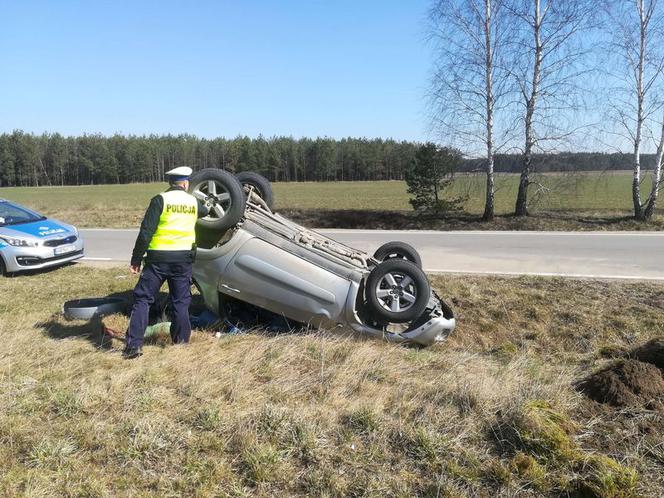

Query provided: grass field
[1,264,663,496]
[2,172,662,229]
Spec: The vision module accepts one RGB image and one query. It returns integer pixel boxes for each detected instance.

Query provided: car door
[220,237,352,326]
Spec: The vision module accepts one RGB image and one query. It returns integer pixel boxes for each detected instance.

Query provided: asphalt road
[79,228,664,281]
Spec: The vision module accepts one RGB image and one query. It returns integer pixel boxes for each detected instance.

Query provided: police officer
[123,166,209,359]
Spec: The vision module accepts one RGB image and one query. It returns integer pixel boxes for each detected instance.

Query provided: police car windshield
[0,201,46,226]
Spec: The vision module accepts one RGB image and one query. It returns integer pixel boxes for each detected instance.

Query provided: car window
[0,202,45,226]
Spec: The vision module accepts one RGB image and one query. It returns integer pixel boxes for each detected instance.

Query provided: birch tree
[429,0,512,221]
[606,0,664,220]
[509,0,594,216]
[644,114,664,218]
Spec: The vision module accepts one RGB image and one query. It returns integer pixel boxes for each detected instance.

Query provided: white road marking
[81,228,137,232]
[317,229,664,236]
[425,268,664,281]
[77,258,662,281]
[81,227,664,236]
[77,228,664,281]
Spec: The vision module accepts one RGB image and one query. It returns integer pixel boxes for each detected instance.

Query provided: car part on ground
[373,241,423,268]
[189,169,455,346]
[189,168,246,231]
[235,171,275,209]
[63,297,127,320]
[364,259,430,323]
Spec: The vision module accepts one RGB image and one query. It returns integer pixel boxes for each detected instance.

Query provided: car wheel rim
[191,179,233,221]
[375,271,417,313]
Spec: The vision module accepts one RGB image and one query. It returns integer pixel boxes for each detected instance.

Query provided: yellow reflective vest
[148,190,198,251]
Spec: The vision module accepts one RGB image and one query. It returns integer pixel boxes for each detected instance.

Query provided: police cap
[165,166,193,181]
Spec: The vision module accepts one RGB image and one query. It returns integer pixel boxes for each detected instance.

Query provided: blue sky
[0,0,433,141]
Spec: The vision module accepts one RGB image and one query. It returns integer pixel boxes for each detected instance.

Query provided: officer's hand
[130,264,141,274]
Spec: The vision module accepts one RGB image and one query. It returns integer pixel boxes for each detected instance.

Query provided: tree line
[0,131,651,188]
[0,132,420,187]
[462,152,658,173]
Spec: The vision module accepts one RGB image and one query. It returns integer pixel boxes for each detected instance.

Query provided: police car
[0,199,84,275]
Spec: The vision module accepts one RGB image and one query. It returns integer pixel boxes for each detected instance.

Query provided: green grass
[0,172,660,228]
[1,265,663,496]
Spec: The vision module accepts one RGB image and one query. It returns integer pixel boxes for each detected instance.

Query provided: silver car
[0,199,84,274]
[189,170,455,346]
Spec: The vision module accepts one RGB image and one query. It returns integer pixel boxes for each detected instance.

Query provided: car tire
[189,168,246,231]
[365,259,430,324]
[373,241,422,268]
[63,297,127,320]
[235,171,275,209]
[0,256,6,276]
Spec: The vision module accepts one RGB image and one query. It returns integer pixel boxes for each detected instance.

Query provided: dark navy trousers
[126,262,193,349]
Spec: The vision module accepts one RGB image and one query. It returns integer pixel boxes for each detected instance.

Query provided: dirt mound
[578,359,664,409]
[632,337,664,370]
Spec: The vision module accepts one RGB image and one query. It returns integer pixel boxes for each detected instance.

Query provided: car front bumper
[350,314,456,346]
[2,237,85,272]
[400,314,456,345]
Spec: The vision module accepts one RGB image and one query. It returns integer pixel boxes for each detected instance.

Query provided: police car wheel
[189,169,246,232]
[0,257,5,276]
[235,171,274,209]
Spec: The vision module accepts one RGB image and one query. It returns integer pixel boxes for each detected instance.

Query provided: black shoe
[122,346,143,359]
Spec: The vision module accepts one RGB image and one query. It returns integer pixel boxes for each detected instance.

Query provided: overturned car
[189,169,455,346]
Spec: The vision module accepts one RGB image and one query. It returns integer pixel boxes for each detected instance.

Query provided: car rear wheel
[189,168,246,231]
[365,259,430,324]
[373,241,422,268]
[235,171,274,209]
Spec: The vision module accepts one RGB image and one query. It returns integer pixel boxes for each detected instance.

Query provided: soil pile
[578,339,664,410]
[632,337,664,370]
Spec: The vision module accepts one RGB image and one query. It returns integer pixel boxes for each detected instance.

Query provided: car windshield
[0,201,46,226]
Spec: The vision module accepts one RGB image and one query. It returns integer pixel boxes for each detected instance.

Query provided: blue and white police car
[0,199,84,275]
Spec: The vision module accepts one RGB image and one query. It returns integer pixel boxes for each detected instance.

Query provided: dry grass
[1,265,663,496]
[3,173,664,229]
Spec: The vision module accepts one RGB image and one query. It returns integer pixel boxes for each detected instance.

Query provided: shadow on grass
[35,289,135,350]
[32,288,425,351]
[35,289,233,350]
[37,316,114,349]
[279,208,664,231]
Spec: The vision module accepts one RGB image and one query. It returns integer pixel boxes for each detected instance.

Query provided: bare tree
[643,112,664,218]
[606,0,664,220]
[429,0,513,221]
[509,0,594,216]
